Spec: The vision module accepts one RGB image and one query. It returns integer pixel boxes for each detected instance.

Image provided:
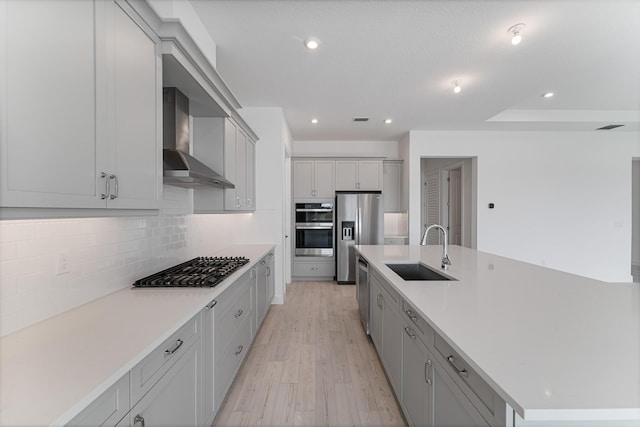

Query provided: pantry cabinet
[335,160,383,191]
[383,160,404,212]
[293,160,335,199]
[0,0,161,211]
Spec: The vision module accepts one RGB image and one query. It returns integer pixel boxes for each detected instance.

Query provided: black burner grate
[133,257,250,288]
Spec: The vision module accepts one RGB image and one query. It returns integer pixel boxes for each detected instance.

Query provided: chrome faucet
[420,224,452,270]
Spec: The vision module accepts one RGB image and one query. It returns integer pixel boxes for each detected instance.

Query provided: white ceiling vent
[353,117,370,122]
[596,124,625,130]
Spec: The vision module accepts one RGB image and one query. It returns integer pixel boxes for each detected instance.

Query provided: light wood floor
[213,281,407,427]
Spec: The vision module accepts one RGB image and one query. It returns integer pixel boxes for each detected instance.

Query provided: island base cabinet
[433,356,490,427]
[401,325,433,427]
[124,339,201,427]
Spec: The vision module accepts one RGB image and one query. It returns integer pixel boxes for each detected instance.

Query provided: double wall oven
[295,202,334,257]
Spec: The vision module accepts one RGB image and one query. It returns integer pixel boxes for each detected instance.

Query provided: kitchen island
[0,244,274,427]
[356,244,640,426]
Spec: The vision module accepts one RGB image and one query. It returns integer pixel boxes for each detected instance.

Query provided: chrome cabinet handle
[236,196,240,207]
[404,327,416,340]
[447,355,469,378]
[425,359,432,385]
[134,414,145,426]
[205,300,217,310]
[405,309,418,322]
[100,172,109,199]
[261,259,266,265]
[266,266,271,276]
[164,339,184,357]
[235,345,244,356]
[247,198,251,207]
[109,174,118,199]
[234,309,243,318]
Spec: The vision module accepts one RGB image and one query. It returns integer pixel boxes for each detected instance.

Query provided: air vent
[353,117,370,122]
[596,124,625,130]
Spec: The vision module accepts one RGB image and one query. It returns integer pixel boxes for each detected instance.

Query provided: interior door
[448,168,462,245]
[424,171,440,244]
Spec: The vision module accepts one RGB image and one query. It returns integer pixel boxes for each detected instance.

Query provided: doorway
[421,158,476,248]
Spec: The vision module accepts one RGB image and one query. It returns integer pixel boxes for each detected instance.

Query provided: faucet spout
[420,224,451,270]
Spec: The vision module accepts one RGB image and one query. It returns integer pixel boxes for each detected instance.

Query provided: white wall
[293,140,398,159]
[235,107,292,303]
[407,131,640,282]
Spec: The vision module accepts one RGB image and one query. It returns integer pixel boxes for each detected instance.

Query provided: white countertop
[0,244,274,427]
[356,244,640,422]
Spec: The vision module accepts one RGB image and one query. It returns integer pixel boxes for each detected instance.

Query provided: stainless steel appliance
[356,256,370,334]
[133,257,249,287]
[335,192,383,283]
[295,202,334,257]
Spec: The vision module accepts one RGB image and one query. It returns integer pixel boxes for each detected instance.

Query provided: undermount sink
[385,263,455,281]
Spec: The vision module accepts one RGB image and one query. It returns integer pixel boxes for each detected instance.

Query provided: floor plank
[213,281,406,426]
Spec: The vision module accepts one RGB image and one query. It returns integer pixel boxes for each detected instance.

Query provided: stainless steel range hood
[163,87,234,189]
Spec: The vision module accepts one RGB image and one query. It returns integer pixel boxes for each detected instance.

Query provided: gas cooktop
[133,256,250,288]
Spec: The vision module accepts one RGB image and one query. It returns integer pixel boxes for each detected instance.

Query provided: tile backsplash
[0,187,242,336]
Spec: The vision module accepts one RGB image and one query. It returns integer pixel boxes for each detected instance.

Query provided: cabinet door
[335,160,358,191]
[234,129,247,210]
[66,373,130,427]
[129,340,201,427]
[106,0,160,209]
[369,277,383,354]
[224,118,239,208]
[293,160,314,198]
[256,258,268,327]
[0,0,104,208]
[202,301,216,426]
[313,160,335,198]
[266,252,275,305]
[402,326,433,427]
[382,289,402,396]
[357,160,382,190]
[383,161,403,212]
[433,358,489,427]
[245,139,255,210]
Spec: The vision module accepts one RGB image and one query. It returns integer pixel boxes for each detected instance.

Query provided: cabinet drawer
[371,268,399,307]
[434,333,505,424]
[293,261,335,277]
[66,373,130,427]
[130,314,200,405]
[215,313,252,405]
[401,299,433,342]
[215,274,253,356]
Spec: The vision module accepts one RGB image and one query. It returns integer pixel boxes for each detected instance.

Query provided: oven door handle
[295,225,333,230]
[296,208,333,212]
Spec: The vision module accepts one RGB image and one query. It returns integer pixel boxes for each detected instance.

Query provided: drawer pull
[446,355,469,378]
[164,339,184,357]
[425,359,432,385]
[134,414,145,426]
[234,309,243,318]
[205,300,217,310]
[405,309,418,322]
[404,327,417,340]
[235,345,244,356]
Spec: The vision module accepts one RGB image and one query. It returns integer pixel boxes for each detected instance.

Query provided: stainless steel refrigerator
[335,192,384,283]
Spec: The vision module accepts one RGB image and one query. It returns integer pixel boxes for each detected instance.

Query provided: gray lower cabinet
[67,374,130,427]
[202,299,217,426]
[401,324,433,427]
[370,267,506,427]
[369,268,402,396]
[125,339,201,427]
[256,250,275,329]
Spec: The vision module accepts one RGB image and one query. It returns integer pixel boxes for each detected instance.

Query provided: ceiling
[190,0,640,141]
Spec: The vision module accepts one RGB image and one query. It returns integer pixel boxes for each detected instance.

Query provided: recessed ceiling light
[543,92,554,98]
[452,80,462,94]
[311,118,318,124]
[304,39,319,50]
[384,118,393,124]
[508,23,525,45]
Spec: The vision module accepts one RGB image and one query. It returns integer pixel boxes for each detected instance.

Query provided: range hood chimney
[163,87,234,189]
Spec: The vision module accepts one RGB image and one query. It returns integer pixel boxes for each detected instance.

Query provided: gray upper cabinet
[193,117,257,213]
[0,0,161,212]
[383,160,404,212]
[292,159,335,199]
[335,159,382,191]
